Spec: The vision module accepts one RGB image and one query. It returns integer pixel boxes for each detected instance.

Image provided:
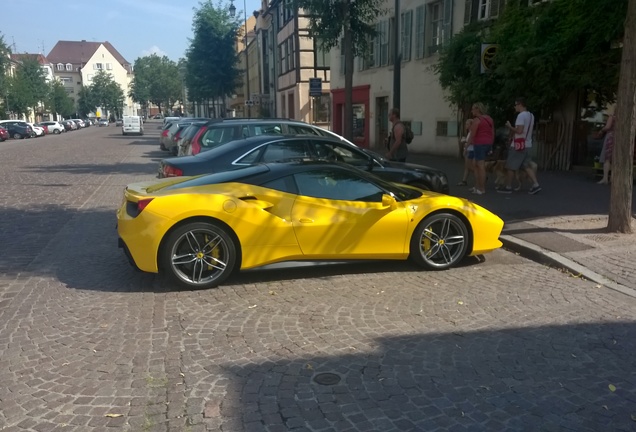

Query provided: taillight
[137,198,154,212]
[173,131,182,142]
[163,165,183,177]
[162,129,169,137]
[192,141,201,155]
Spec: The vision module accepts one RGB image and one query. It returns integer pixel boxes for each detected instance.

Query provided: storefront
[331,85,370,148]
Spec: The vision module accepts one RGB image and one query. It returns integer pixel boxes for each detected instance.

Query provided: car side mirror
[367,156,375,171]
[381,194,397,208]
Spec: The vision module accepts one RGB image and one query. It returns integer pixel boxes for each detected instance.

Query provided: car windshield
[163,165,270,191]
[362,172,423,201]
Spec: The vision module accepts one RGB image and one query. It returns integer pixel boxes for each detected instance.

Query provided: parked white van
[122,116,144,136]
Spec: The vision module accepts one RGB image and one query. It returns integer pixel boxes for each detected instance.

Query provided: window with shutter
[464,0,472,24]
[442,0,453,45]
[401,10,413,62]
[415,5,426,59]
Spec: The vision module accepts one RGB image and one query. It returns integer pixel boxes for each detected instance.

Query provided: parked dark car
[60,120,75,131]
[0,126,8,141]
[2,121,33,139]
[158,135,450,193]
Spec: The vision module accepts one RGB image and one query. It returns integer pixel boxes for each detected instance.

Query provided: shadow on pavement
[409,154,636,224]
[0,204,498,293]
[22,161,159,176]
[211,322,636,431]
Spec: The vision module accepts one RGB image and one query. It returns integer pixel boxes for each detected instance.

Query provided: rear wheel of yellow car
[410,213,469,270]
[161,222,237,289]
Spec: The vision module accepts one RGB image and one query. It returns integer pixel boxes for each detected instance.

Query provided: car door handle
[299,218,314,223]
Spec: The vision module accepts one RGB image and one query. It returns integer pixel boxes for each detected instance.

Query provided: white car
[27,123,45,137]
[40,121,65,134]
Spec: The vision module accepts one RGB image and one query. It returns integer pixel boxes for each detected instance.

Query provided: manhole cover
[313,372,341,386]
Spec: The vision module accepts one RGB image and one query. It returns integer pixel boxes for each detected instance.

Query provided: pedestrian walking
[596,110,616,184]
[385,108,408,162]
[499,98,541,194]
[457,118,475,186]
[466,103,494,195]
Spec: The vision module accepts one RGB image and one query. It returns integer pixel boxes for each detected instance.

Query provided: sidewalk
[409,153,636,297]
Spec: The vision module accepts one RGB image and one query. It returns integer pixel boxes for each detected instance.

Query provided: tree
[129,54,182,115]
[435,0,627,126]
[7,57,49,119]
[296,0,383,140]
[0,34,11,117]
[77,86,96,117]
[607,0,636,233]
[185,0,242,117]
[47,80,74,118]
[90,70,125,117]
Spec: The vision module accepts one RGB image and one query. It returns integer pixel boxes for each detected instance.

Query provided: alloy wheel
[169,228,231,286]
[418,215,467,268]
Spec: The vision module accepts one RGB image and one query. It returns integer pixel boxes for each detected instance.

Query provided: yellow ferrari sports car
[117,161,504,289]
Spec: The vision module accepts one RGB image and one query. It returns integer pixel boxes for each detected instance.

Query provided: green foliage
[47,80,75,117]
[0,34,11,100]
[90,70,125,116]
[77,86,96,117]
[6,57,49,116]
[435,0,627,124]
[185,1,242,105]
[295,0,383,56]
[130,54,182,113]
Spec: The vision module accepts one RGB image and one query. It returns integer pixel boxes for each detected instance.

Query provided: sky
[2,0,263,64]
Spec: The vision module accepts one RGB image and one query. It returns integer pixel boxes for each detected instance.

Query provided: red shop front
[331,85,370,148]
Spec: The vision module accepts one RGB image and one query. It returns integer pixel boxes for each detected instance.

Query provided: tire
[54,129,61,134]
[410,212,469,270]
[159,221,238,289]
[13,133,22,139]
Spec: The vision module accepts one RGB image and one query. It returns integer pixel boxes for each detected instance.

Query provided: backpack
[394,121,414,144]
[404,124,414,144]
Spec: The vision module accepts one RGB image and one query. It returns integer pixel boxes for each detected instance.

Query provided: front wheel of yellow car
[160,222,237,289]
[410,213,469,270]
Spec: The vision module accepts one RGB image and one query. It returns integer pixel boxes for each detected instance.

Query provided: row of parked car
[0,117,111,141]
[155,116,451,194]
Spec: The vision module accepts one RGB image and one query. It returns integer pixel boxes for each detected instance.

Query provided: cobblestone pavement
[1,124,636,432]
[509,216,636,291]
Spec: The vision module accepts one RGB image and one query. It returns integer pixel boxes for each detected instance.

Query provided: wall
[330,0,463,156]
[83,45,137,116]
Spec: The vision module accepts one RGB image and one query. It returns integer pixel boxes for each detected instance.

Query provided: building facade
[329,0,468,153]
[47,40,139,117]
[257,0,331,127]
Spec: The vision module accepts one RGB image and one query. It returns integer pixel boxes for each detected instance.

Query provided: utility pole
[392,0,401,110]
[342,0,354,141]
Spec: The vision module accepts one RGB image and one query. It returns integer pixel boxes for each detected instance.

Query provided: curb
[500,234,636,299]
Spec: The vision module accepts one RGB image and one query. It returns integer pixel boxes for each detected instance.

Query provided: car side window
[287,124,320,136]
[200,126,236,149]
[294,169,384,202]
[259,140,310,163]
[260,176,298,194]
[312,141,370,166]
[249,124,283,136]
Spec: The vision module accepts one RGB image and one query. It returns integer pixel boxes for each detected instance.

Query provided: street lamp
[393,0,400,111]
[229,0,251,118]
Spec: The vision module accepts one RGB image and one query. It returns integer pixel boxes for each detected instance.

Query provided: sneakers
[497,187,512,194]
[528,185,542,195]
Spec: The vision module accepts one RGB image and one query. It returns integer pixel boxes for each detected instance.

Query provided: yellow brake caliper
[205,235,220,270]
[422,227,432,252]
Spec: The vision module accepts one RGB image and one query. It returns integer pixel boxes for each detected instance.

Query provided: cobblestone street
[1,123,635,432]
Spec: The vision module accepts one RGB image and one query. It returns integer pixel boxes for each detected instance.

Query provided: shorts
[473,145,492,161]
[506,148,533,170]
[467,151,475,160]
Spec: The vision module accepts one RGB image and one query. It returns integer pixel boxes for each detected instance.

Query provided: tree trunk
[607,0,636,233]
[343,1,354,142]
